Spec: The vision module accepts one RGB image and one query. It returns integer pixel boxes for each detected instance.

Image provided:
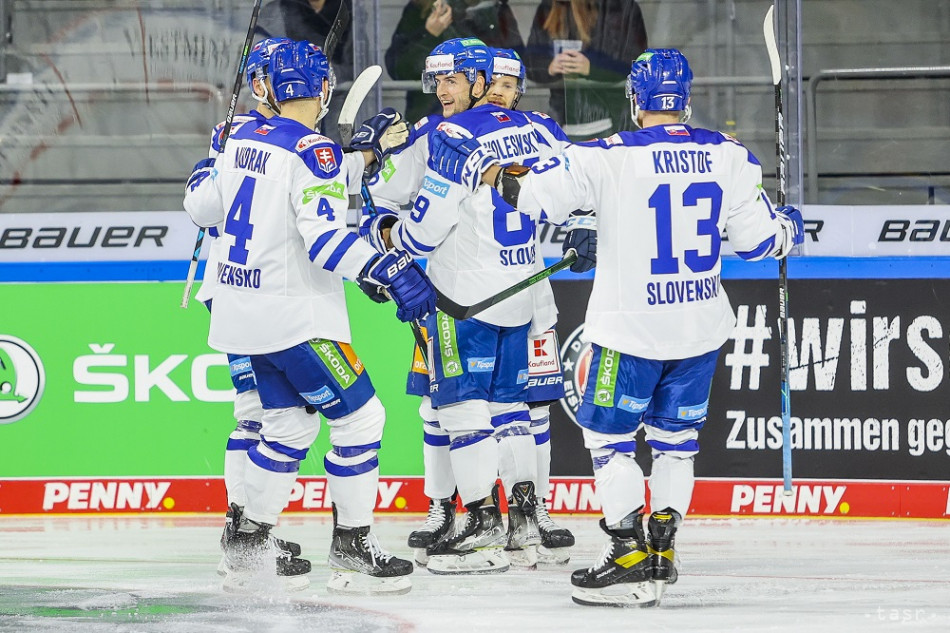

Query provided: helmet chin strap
[315,83,333,123]
[253,80,282,116]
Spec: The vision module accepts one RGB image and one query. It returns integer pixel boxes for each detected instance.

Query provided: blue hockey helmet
[270,40,336,120]
[422,37,493,94]
[245,37,292,91]
[490,48,527,94]
[626,48,693,122]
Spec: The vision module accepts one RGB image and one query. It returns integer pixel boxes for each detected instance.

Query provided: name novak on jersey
[234,146,271,175]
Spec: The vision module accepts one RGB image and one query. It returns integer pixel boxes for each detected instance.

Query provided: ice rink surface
[1,513,948,632]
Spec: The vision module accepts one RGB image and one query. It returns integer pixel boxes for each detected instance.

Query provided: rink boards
[0,207,948,519]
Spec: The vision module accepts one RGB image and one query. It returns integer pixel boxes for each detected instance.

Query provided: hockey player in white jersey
[364,41,576,567]
[487,48,578,566]
[192,35,306,579]
[364,41,576,575]
[426,48,804,605]
[184,40,436,594]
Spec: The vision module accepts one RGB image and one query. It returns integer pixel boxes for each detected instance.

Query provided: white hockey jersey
[183,114,377,355]
[194,111,267,305]
[518,124,788,360]
[372,111,570,333]
[389,105,568,328]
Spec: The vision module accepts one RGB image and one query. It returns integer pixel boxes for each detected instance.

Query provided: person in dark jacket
[385,0,523,123]
[524,0,647,139]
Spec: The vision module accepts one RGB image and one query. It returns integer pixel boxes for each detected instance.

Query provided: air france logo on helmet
[0,335,45,425]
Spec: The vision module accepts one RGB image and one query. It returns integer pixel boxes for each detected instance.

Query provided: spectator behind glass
[525,0,647,140]
[256,0,352,82]
[386,0,524,123]
[255,0,353,141]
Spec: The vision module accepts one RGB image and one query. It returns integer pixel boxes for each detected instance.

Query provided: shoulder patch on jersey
[421,175,450,198]
[414,116,429,130]
[719,131,741,144]
[604,133,623,146]
[297,133,332,152]
[665,125,690,136]
[313,146,338,174]
[302,181,346,203]
[530,110,551,119]
[255,124,275,136]
[491,111,512,123]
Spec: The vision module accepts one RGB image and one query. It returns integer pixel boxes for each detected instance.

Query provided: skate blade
[222,570,311,594]
[413,548,429,568]
[326,571,412,596]
[426,548,510,575]
[653,580,667,606]
[505,545,538,569]
[216,555,228,577]
[571,582,657,608]
[537,545,571,565]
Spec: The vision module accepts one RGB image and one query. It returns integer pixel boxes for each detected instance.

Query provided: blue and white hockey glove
[774,205,804,257]
[186,157,216,192]
[359,212,398,253]
[350,108,410,167]
[428,122,499,192]
[563,212,597,272]
[359,249,436,323]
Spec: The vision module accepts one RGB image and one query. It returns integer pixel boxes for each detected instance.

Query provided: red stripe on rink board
[0,477,947,518]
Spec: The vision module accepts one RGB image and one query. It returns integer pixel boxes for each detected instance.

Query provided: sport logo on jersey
[314,147,337,173]
[558,325,593,427]
[491,111,511,123]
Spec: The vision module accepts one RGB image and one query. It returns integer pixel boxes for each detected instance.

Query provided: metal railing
[805,66,950,200]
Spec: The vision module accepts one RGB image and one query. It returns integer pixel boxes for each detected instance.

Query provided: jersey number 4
[650,181,723,274]
[225,176,256,265]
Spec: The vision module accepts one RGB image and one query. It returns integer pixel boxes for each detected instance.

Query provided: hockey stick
[322,0,351,61]
[338,66,431,363]
[764,5,793,495]
[436,250,577,321]
[181,0,263,309]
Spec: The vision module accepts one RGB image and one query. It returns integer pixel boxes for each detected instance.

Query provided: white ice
[1,514,948,632]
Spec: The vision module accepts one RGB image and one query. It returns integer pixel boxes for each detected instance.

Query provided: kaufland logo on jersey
[529,330,561,375]
[0,335,45,424]
[42,480,173,511]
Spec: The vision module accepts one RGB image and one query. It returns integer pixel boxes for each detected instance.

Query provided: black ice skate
[217,503,302,576]
[535,500,575,564]
[505,481,542,569]
[327,508,413,595]
[647,508,681,604]
[426,485,509,575]
[221,517,311,593]
[406,494,457,567]
[571,513,656,608]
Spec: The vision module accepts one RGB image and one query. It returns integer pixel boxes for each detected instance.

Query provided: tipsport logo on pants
[0,335,45,424]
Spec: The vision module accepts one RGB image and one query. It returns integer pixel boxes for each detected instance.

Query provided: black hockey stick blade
[436,249,578,321]
[323,1,351,60]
